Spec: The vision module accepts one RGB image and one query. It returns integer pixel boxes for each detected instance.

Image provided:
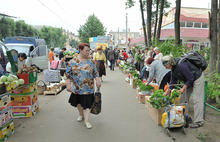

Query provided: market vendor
[145,57,171,91]
[162,55,204,128]
[58,57,66,76]
[6,53,27,73]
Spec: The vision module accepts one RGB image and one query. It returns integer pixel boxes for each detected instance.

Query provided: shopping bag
[91,88,101,115]
[107,60,111,67]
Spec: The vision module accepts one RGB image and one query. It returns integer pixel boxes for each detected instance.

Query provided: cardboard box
[10,90,38,106]
[131,79,137,89]
[12,106,32,118]
[138,93,151,103]
[148,103,165,126]
[145,96,151,111]
[0,107,13,127]
[0,120,14,142]
[10,82,37,94]
[0,93,11,111]
[32,101,40,115]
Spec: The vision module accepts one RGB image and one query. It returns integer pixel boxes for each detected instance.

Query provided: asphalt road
[6,67,202,142]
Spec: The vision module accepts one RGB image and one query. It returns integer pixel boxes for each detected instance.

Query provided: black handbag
[91,88,101,115]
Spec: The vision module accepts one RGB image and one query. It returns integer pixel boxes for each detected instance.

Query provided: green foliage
[63,51,75,56]
[134,79,142,84]
[136,54,142,63]
[41,26,68,48]
[69,39,79,48]
[139,84,154,91]
[132,72,140,78]
[0,17,15,39]
[78,14,107,44]
[154,37,190,58]
[205,70,220,108]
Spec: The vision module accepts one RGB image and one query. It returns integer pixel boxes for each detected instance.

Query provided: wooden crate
[44,89,61,96]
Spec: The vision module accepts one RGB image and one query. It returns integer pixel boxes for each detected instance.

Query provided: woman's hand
[180,85,187,94]
[95,77,101,88]
[66,79,72,92]
[106,65,108,69]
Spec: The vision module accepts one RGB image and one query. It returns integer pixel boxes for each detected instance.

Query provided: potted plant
[139,84,154,94]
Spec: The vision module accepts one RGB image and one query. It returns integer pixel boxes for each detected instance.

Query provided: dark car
[0,41,9,72]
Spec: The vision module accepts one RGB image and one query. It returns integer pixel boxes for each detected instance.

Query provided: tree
[78,14,107,44]
[69,39,80,48]
[174,0,181,45]
[139,0,148,46]
[15,20,23,36]
[210,0,218,74]
[147,0,152,46]
[0,17,15,39]
[218,0,220,74]
[156,0,165,40]
[41,27,68,48]
[153,0,159,39]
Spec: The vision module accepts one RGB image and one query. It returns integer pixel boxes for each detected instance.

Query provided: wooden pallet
[44,89,61,96]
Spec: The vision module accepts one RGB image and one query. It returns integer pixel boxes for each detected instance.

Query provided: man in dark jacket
[59,47,66,60]
[162,55,204,129]
[150,46,156,58]
[107,47,116,71]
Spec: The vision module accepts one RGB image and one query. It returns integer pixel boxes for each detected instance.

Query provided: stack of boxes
[0,92,14,141]
[10,82,39,118]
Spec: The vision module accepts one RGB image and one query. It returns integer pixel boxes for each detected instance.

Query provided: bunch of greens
[132,73,140,78]
[136,54,142,63]
[147,89,180,109]
[139,84,154,92]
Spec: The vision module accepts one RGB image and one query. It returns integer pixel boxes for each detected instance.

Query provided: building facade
[109,29,140,49]
[62,29,79,49]
[130,7,210,51]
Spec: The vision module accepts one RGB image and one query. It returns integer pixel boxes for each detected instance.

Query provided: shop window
[194,22,201,28]
[202,23,208,28]
[186,22,193,27]
[180,22,186,27]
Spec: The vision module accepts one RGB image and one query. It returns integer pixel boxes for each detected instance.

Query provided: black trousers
[159,71,171,91]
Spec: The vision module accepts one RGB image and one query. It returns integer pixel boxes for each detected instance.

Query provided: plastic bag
[107,60,111,66]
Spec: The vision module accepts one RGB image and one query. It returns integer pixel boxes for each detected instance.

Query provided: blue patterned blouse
[66,57,99,95]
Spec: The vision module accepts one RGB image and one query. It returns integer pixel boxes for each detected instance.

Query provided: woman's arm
[66,79,72,92]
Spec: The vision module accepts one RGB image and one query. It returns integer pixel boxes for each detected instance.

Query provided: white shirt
[17,59,26,70]
[6,62,11,73]
[154,53,163,60]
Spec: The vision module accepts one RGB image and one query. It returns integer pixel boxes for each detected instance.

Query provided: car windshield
[6,45,30,56]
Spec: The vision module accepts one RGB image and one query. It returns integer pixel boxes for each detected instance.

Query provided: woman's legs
[77,104,84,116]
[84,108,91,123]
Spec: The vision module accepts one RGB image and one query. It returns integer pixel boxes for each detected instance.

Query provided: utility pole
[118,27,119,48]
[126,13,128,52]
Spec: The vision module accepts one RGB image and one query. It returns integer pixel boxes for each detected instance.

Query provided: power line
[38,0,78,31]
[54,0,69,15]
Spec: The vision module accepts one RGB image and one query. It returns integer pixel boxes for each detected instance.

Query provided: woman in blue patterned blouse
[66,43,101,129]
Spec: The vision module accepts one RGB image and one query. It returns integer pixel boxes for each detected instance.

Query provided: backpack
[50,60,59,70]
[178,51,208,71]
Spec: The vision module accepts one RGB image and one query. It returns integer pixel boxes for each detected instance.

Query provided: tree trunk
[210,0,218,74]
[140,0,148,46]
[156,0,164,41]
[175,0,181,45]
[218,0,220,74]
[147,0,152,46]
[153,0,159,39]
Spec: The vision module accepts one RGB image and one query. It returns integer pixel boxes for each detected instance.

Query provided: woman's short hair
[145,47,149,51]
[154,47,159,51]
[79,43,90,52]
[140,49,144,53]
[18,53,27,59]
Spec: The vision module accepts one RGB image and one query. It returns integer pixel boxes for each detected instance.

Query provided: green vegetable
[132,73,140,78]
[136,54,142,63]
[0,76,7,82]
[148,89,165,109]
[139,84,154,91]
[18,79,25,85]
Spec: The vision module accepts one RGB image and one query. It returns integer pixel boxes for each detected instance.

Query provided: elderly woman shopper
[94,47,108,82]
[154,47,163,60]
[66,43,101,129]
[162,55,204,128]
[145,57,171,91]
[139,49,145,72]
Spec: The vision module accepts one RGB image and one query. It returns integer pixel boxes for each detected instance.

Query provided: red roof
[129,36,145,45]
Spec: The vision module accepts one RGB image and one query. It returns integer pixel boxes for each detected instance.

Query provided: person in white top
[93,48,97,59]
[6,53,27,73]
[154,47,163,60]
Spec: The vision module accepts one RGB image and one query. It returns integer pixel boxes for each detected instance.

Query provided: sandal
[190,122,203,128]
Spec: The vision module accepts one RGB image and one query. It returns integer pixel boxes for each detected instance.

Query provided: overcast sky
[0,0,211,35]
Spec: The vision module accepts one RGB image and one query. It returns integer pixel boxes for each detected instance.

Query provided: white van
[4,37,50,70]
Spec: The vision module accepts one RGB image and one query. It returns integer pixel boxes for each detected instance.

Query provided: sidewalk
[6,67,201,142]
